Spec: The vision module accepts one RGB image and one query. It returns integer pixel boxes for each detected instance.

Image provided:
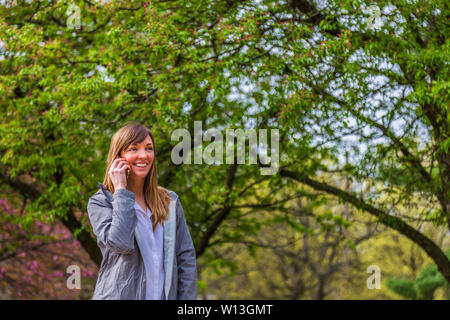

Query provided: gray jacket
[87,183,197,300]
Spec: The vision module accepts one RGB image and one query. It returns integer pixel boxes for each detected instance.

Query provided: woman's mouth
[134,163,148,169]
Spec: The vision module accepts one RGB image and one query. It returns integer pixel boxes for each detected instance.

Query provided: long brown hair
[102,123,171,230]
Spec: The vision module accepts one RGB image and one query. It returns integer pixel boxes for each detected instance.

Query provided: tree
[1,0,449,287]
[0,195,97,299]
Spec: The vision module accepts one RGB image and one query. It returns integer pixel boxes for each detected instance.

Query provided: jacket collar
[98,182,114,202]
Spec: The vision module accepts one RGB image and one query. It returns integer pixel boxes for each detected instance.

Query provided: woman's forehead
[130,135,153,146]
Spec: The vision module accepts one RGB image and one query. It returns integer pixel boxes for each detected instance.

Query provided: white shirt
[134,202,165,300]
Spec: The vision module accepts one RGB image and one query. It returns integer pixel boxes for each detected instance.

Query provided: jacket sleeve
[87,188,137,255]
[174,196,197,299]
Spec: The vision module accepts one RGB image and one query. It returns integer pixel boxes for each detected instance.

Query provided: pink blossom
[53,271,64,277]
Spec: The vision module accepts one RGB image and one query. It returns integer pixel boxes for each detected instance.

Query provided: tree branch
[278,168,450,282]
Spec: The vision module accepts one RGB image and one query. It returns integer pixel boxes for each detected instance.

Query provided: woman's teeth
[135,164,147,167]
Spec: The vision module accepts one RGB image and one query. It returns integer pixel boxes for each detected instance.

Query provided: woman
[87,123,197,300]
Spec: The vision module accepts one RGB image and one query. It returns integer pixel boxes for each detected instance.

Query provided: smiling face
[120,135,154,179]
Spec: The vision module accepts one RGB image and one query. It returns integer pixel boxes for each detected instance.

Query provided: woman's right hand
[109,157,131,191]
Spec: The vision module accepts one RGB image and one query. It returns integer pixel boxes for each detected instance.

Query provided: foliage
[0,196,97,299]
[386,249,450,300]
[0,0,449,298]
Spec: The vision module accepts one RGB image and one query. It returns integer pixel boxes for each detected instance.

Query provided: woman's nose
[138,149,148,158]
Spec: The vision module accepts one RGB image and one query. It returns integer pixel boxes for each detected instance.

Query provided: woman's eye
[128,147,152,151]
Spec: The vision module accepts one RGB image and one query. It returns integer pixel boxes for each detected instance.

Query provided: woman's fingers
[108,158,131,190]
[113,158,126,168]
[116,161,131,174]
[109,159,128,175]
[111,158,122,169]
[117,160,129,170]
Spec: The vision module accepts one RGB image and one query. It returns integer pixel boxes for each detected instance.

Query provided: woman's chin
[133,172,148,179]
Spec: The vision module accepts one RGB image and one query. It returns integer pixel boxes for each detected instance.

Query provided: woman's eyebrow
[130,142,153,146]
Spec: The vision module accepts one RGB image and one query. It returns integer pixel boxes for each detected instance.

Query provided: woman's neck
[126,177,145,199]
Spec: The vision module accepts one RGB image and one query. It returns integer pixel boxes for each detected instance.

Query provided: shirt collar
[134,201,155,221]
[134,201,148,213]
